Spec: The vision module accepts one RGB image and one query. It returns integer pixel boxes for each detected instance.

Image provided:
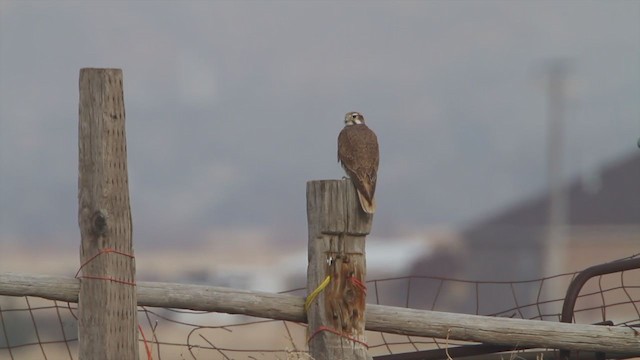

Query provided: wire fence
[1,253,639,359]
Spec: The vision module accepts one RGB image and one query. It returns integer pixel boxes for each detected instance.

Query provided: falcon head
[344,111,365,126]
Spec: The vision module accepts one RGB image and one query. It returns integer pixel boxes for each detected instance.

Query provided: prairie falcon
[338,111,379,214]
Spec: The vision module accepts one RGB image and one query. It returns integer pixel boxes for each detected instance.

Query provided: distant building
[409,152,640,315]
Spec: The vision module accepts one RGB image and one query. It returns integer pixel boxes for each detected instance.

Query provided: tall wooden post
[78,68,138,359]
[306,180,372,360]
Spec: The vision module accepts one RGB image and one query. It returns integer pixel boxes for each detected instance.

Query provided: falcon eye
[352,114,358,118]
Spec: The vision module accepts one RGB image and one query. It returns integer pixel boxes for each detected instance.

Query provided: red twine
[307,325,369,348]
[75,248,136,286]
[349,276,367,296]
[138,324,153,360]
[76,248,150,359]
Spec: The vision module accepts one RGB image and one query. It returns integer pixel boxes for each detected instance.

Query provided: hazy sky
[1,1,638,250]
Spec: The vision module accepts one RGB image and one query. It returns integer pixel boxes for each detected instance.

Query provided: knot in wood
[91,210,108,237]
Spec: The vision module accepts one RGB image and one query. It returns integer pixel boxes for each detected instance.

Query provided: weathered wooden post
[78,68,138,359]
[306,180,372,360]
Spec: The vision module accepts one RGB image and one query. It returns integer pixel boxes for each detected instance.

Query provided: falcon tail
[356,190,376,214]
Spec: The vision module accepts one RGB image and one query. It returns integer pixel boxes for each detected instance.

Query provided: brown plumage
[338,112,379,214]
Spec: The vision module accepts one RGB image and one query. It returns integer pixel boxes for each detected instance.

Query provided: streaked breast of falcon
[337,111,379,214]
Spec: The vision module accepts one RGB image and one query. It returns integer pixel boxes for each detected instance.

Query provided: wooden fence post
[78,68,138,359]
[306,180,372,360]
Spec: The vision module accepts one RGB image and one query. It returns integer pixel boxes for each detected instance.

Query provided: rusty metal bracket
[559,257,640,360]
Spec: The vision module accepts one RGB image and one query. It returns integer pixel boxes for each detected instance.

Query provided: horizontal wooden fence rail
[2,272,639,354]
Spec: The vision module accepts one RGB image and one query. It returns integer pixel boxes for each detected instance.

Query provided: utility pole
[543,60,570,298]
